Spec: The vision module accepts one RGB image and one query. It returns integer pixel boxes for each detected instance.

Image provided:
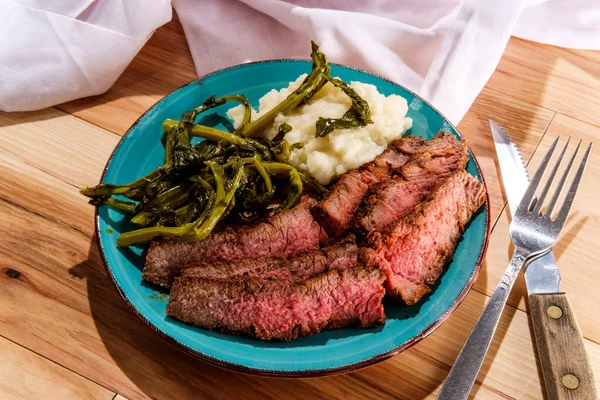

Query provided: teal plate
[96,60,490,377]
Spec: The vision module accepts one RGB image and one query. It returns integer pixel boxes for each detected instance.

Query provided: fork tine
[554,142,592,225]
[546,139,581,216]
[533,137,571,214]
[518,136,560,213]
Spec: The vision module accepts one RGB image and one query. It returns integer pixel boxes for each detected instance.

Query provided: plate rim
[94,59,491,377]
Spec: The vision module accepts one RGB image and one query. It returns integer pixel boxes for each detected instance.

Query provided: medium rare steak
[166,266,386,341]
[143,200,323,288]
[362,171,486,305]
[310,136,425,238]
[181,236,358,282]
[353,133,468,236]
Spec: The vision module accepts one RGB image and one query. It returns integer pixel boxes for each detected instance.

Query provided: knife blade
[489,120,560,294]
[489,120,598,399]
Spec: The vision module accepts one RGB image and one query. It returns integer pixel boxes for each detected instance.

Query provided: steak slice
[310,136,425,238]
[143,200,323,288]
[166,266,386,341]
[362,171,486,305]
[353,133,468,236]
[394,131,464,157]
[181,236,358,282]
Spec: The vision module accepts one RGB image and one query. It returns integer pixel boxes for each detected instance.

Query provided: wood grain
[457,86,554,223]
[55,14,197,136]
[0,107,572,399]
[1,15,600,400]
[472,114,600,345]
[529,293,598,400]
[0,142,511,398]
[2,192,583,400]
[0,336,114,400]
[0,109,119,189]
[489,37,600,127]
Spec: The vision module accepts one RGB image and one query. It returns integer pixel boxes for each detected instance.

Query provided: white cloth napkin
[0,0,172,111]
[174,0,600,124]
[1,0,599,124]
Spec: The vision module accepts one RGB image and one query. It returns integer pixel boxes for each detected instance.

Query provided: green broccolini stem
[183,160,244,240]
[85,41,342,246]
[209,162,226,205]
[273,122,293,142]
[163,94,252,142]
[80,185,131,197]
[162,119,271,160]
[130,213,151,227]
[115,161,244,246]
[221,95,252,130]
[106,198,138,214]
[272,141,304,163]
[237,41,330,138]
[130,185,189,226]
[298,172,328,195]
[163,119,244,144]
[242,156,274,198]
[261,161,327,195]
[116,224,193,247]
[262,162,296,174]
[175,204,190,217]
[262,162,303,213]
[163,127,176,164]
[80,167,170,198]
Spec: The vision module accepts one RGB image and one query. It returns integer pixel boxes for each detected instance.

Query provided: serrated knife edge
[489,120,560,294]
[489,120,530,214]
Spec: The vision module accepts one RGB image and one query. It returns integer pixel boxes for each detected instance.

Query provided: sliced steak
[362,171,486,305]
[166,266,386,341]
[353,179,437,238]
[393,131,463,157]
[310,136,425,238]
[181,236,359,282]
[353,133,468,236]
[143,200,323,288]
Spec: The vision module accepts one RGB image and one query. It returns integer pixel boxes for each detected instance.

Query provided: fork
[438,137,593,400]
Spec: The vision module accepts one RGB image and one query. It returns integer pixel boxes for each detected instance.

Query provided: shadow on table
[70,234,493,400]
[62,30,598,400]
[0,108,74,128]
[462,39,599,398]
[65,110,591,400]
[63,43,575,400]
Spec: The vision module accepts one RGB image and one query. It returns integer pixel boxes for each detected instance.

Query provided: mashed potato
[227,74,412,185]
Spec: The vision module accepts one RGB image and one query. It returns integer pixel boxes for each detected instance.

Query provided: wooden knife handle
[529,293,598,400]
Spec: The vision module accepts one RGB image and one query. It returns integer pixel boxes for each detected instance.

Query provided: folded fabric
[0,0,172,112]
[1,0,599,123]
[174,0,600,124]
[513,0,600,49]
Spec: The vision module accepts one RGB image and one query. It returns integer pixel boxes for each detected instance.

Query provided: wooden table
[1,16,599,400]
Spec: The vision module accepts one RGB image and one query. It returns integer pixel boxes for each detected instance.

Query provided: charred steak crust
[310,136,425,238]
[181,235,359,282]
[362,171,486,305]
[166,266,386,341]
[352,132,468,236]
[353,179,432,237]
[309,172,369,237]
[142,200,323,288]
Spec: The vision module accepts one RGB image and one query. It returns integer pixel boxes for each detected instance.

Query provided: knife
[490,120,597,400]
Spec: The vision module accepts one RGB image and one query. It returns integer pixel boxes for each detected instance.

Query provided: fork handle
[529,293,598,400]
[437,249,529,400]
